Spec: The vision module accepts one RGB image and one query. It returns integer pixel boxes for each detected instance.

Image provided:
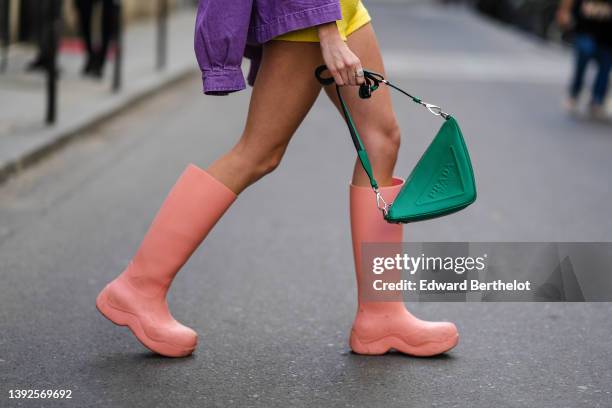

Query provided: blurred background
[465,0,569,42]
[1,1,611,407]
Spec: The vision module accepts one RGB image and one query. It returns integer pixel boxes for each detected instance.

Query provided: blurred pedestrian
[73,0,115,78]
[25,0,63,72]
[557,0,612,119]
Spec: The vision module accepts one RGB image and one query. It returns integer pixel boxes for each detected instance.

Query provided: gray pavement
[1,2,611,408]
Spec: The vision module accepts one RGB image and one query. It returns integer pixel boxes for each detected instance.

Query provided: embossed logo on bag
[416,146,466,206]
[427,163,456,199]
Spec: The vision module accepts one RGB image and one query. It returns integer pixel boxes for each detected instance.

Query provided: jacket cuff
[201,69,246,96]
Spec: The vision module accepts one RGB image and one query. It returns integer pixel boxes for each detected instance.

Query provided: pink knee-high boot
[96,164,236,357]
[349,178,459,356]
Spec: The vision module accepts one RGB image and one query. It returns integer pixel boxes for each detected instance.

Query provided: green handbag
[315,66,477,223]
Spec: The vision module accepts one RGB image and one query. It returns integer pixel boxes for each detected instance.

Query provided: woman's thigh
[323,23,401,187]
[240,40,324,161]
[208,40,324,192]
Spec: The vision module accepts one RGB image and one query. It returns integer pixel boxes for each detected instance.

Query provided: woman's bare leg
[207,41,325,194]
[97,41,328,358]
[323,23,401,188]
[331,24,459,356]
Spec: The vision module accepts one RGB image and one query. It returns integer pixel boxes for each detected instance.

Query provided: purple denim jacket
[194,0,342,95]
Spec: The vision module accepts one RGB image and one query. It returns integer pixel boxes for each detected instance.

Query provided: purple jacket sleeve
[194,0,252,95]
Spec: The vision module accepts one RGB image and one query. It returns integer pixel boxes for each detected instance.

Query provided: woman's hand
[318,22,365,86]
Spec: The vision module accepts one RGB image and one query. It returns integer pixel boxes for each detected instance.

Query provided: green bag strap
[314,65,451,215]
[335,84,378,190]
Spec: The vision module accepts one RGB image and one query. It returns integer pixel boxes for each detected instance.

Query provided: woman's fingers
[322,47,364,86]
[335,61,363,86]
[339,65,350,86]
[346,56,364,86]
[331,65,348,86]
[347,65,357,86]
[330,67,344,86]
[355,63,365,85]
[343,60,355,86]
[345,58,358,86]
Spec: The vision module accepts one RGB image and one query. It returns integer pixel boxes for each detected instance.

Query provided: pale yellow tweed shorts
[273,0,371,42]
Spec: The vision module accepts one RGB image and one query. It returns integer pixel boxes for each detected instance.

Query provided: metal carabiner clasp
[424,103,450,120]
[374,189,389,216]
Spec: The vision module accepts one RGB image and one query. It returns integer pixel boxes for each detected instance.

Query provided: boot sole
[96,287,196,358]
[350,330,459,357]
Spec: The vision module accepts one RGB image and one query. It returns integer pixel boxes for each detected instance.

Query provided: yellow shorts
[273,0,371,42]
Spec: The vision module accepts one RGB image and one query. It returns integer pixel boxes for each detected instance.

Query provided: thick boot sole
[96,286,196,358]
[350,330,459,357]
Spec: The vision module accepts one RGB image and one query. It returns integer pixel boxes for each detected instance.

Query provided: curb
[0,66,198,185]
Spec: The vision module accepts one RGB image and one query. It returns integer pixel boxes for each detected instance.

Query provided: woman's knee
[255,148,285,177]
[231,139,287,180]
[363,118,401,161]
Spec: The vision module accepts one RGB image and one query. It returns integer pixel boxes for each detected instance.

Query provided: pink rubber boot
[96,164,236,357]
[349,178,459,356]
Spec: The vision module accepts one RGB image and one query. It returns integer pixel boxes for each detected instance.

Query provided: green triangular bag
[315,65,476,224]
[385,116,476,223]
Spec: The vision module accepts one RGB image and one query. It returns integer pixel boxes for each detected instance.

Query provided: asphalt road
[1,2,611,407]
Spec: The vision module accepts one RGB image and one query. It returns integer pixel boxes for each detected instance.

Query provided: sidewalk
[0,9,199,183]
